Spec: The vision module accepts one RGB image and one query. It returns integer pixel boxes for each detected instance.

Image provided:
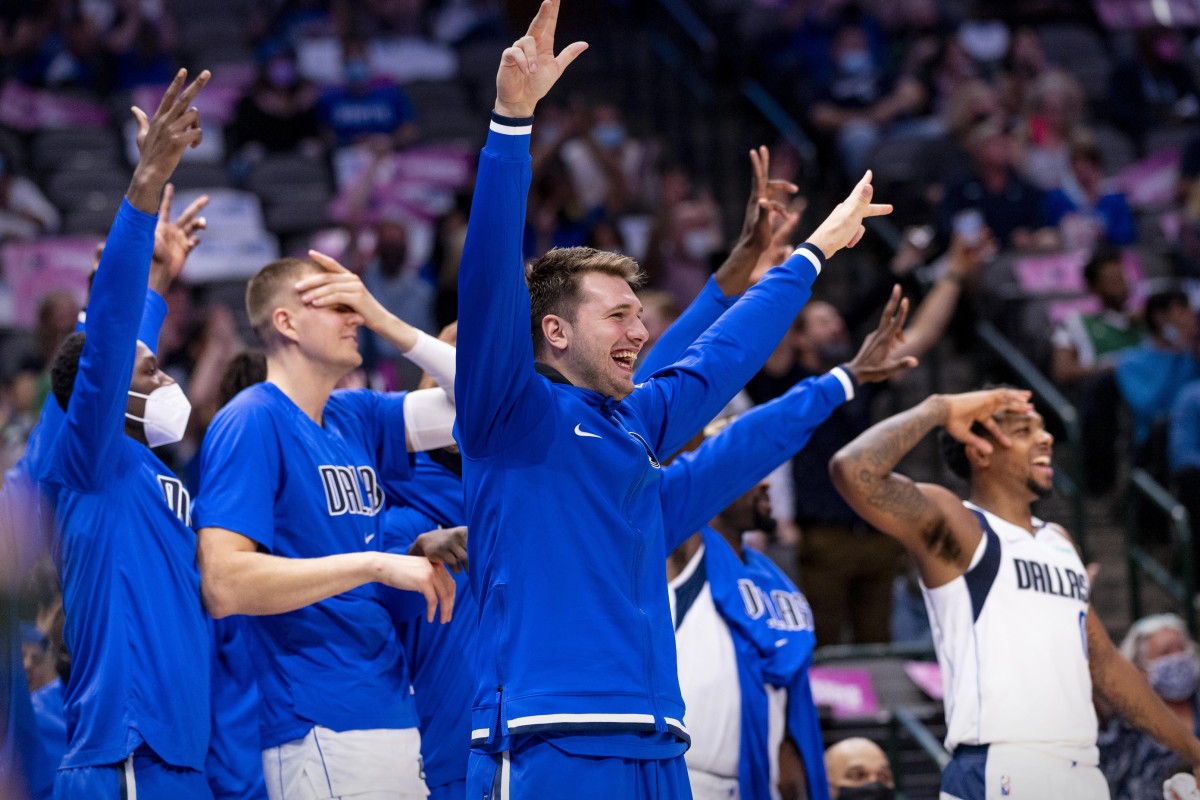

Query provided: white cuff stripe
[792,246,822,275]
[489,120,532,135]
[831,366,855,402]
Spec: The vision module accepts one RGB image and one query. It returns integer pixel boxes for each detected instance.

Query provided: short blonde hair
[244,257,320,346]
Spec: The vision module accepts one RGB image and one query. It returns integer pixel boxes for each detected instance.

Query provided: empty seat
[45,169,132,212]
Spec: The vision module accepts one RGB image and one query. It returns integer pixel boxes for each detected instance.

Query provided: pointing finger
[158,182,174,220]
[308,250,352,274]
[153,69,187,119]
[554,41,588,72]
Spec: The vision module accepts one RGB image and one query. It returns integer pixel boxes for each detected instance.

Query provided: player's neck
[265,354,339,425]
[666,533,703,581]
[968,484,1036,533]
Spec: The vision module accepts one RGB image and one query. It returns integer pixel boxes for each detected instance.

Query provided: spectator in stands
[809,20,929,179]
[1052,249,1142,493]
[103,0,177,91]
[361,216,437,383]
[230,47,321,158]
[938,118,1059,251]
[1172,377,1200,528]
[1017,69,1086,192]
[0,358,42,473]
[745,233,985,646]
[1110,27,1200,155]
[524,151,599,260]
[317,38,417,150]
[917,79,1002,209]
[0,153,60,242]
[1100,614,1200,800]
[637,289,681,360]
[1043,131,1136,249]
[997,25,1048,120]
[1116,288,1200,461]
[824,737,895,799]
[554,98,655,218]
[642,163,724,307]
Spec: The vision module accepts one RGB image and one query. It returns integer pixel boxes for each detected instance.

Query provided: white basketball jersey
[921,502,1098,764]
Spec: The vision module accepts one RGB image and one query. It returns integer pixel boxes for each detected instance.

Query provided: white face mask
[127,383,192,447]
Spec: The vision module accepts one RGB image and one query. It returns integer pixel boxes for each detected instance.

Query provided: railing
[889,706,951,800]
[974,320,1088,560]
[1126,467,1197,636]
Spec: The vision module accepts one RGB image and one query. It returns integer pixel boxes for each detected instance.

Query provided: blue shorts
[467,739,690,800]
[55,747,212,800]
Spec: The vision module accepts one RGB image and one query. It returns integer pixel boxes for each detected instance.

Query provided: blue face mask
[1148,651,1200,702]
[592,122,625,149]
[838,50,874,76]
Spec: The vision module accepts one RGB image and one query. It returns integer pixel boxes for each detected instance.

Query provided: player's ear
[272,307,301,344]
[965,443,990,472]
[541,314,570,353]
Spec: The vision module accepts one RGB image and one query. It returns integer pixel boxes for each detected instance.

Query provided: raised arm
[1087,607,1200,783]
[628,172,892,457]
[51,70,209,492]
[660,287,917,550]
[829,389,1031,585]
[455,0,587,456]
[635,146,798,380]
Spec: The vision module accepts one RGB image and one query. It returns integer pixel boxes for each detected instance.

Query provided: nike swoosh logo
[574,424,602,439]
[365,533,376,544]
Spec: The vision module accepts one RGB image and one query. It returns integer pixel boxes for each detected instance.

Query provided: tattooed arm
[1087,608,1200,778]
[829,389,1030,586]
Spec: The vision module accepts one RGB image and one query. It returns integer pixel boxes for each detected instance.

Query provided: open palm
[495,0,588,118]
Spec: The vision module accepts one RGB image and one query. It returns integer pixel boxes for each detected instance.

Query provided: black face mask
[838,783,895,800]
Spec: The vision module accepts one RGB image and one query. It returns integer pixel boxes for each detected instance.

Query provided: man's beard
[1027,477,1054,499]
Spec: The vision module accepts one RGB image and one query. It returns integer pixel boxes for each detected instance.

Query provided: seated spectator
[824,737,894,799]
[642,163,723,307]
[361,216,437,381]
[1110,27,1200,155]
[1116,288,1200,458]
[317,38,417,150]
[938,119,1059,251]
[229,48,321,158]
[103,0,177,91]
[997,25,1049,120]
[553,98,656,218]
[1043,132,1136,249]
[917,79,1002,209]
[1100,614,1200,800]
[1052,249,1143,492]
[1171,377,1200,479]
[810,20,929,179]
[1017,69,1086,192]
[0,154,60,242]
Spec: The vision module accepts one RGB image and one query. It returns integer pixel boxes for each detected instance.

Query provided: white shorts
[940,743,1109,800]
[262,726,429,800]
[688,768,739,800]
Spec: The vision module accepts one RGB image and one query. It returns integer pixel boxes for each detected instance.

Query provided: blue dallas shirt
[377,450,475,792]
[38,199,211,770]
[455,114,826,754]
[194,382,418,747]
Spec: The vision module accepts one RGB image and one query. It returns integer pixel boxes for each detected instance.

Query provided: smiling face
[550,271,648,400]
[977,408,1056,500]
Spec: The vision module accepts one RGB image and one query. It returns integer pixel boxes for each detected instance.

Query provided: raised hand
[408,526,468,573]
[805,171,892,260]
[149,183,209,293]
[299,250,392,330]
[495,0,588,118]
[936,389,1033,455]
[845,284,919,383]
[128,68,211,213]
[714,146,798,295]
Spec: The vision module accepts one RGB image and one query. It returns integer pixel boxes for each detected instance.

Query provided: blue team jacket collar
[534,362,620,410]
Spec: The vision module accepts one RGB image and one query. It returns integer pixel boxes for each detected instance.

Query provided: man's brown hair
[525,246,645,354]
[244,257,320,346]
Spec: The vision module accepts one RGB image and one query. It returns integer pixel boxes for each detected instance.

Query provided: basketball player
[38,69,215,799]
[456,1,890,794]
[830,389,1200,798]
[194,248,459,799]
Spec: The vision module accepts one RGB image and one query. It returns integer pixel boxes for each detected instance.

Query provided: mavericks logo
[318,465,384,516]
[157,475,191,526]
[738,579,814,632]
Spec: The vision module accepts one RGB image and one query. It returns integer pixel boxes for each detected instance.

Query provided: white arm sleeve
[403,388,458,451]
[403,331,457,400]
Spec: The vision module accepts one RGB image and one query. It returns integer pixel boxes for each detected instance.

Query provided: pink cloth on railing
[0,83,108,132]
[0,237,96,327]
[808,666,880,719]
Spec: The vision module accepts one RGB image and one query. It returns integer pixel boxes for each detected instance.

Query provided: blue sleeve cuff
[792,242,826,275]
[485,111,533,158]
[830,365,858,402]
[707,275,739,307]
[117,197,159,232]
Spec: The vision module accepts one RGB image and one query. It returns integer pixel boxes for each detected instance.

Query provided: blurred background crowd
[8,0,1200,796]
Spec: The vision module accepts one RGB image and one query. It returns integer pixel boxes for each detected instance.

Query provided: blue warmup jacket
[455,113,827,750]
[698,529,829,800]
[39,200,211,770]
[379,451,477,792]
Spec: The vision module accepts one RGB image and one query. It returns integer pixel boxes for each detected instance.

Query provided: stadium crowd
[6,0,1200,798]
